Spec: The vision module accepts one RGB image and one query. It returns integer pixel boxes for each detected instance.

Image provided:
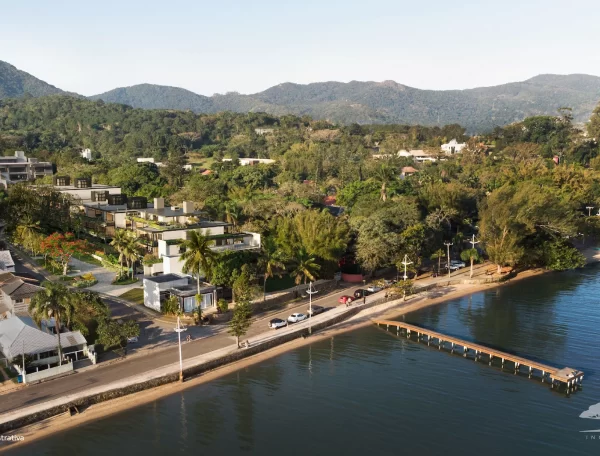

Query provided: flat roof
[145,274,188,284]
[138,220,231,233]
[139,207,206,217]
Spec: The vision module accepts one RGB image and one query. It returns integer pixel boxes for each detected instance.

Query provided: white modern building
[441,139,466,154]
[143,274,217,313]
[0,151,53,187]
[45,176,122,206]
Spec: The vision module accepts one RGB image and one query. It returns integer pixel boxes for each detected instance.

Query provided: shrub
[217,298,229,313]
[142,254,162,266]
[81,272,96,281]
[162,295,181,316]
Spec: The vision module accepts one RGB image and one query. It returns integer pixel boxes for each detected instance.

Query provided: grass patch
[119,288,144,305]
[72,251,104,267]
[112,276,139,285]
[264,274,297,293]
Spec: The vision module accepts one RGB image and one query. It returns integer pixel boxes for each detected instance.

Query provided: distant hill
[88,83,213,112]
[0,60,71,99]
[90,75,600,132]
[2,60,600,132]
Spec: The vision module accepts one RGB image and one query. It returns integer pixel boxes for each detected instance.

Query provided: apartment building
[0,151,53,187]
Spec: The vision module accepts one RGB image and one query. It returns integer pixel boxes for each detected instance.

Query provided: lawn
[119,288,144,305]
[264,274,297,293]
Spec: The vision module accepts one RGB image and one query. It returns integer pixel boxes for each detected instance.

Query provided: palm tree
[461,248,481,278]
[29,282,74,366]
[259,237,286,301]
[15,216,40,253]
[430,249,444,275]
[122,234,141,280]
[110,229,130,268]
[290,249,320,293]
[374,163,396,202]
[224,202,241,232]
[180,230,216,295]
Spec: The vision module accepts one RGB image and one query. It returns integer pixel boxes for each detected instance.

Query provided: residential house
[82,195,153,240]
[0,250,15,272]
[254,128,275,135]
[0,151,53,187]
[0,316,89,383]
[398,149,437,162]
[401,166,418,178]
[222,158,276,166]
[0,272,43,320]
[49,176,122,206]
[441,139,466,155]
[143,274,217,313]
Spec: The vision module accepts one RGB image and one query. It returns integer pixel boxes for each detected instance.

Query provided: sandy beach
[0,267,549,451]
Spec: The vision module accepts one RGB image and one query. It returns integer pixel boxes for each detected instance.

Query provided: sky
[1,0,599,96]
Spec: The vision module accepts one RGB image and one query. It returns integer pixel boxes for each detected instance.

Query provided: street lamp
[401,254,412,281]
[174,316,187,382]
[307,281,318,335]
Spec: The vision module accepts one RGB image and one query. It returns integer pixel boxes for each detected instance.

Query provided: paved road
[2,248,490,415]
[0,284,369,414]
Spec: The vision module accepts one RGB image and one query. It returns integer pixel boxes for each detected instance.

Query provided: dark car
[353,289,371,299]
[307,305,325,316]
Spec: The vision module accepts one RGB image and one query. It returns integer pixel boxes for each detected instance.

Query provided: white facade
[222,158,276,166]
[0,151,53,184]
[80,149,93,161]
[441,139,466,154]
[143,275,188,312]
[54,184,122,205]
[398,149,437,162]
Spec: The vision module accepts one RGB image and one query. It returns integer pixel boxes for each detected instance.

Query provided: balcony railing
[210,242,260,252]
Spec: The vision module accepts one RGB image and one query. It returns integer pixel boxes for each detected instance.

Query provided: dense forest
[2,95,600,283]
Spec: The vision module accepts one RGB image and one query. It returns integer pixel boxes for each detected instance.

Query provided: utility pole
[22,340,26,384]
[468,234,480,278]
[444,242,453,278]
[587,206,594,217]
[307,282,318,335]
[174,316,187,382]
[401,254,412,281]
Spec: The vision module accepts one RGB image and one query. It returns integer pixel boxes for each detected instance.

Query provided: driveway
[68,257,142,297]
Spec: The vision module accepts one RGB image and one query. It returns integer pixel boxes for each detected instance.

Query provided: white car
[449,260,466,271]
[366,285,383,293]
[269,318,287,329]
[127,336,138,344]
[288,313,308,323]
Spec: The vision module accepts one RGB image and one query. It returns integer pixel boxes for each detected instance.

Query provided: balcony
[211,242,260,252]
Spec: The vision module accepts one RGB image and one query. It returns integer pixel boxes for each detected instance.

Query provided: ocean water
[8,266,600,455]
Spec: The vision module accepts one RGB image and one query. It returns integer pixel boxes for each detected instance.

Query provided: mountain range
[2,60,600,132]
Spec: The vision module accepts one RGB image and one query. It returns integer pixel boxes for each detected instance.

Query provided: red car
[338,295,353,304]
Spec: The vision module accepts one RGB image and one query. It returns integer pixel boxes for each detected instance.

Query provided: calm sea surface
[8,266,600,455]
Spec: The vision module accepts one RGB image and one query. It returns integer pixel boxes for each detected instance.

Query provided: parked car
[288,313,308,323]
[269,318,288,329]
[127,336,138,344]
[382,279,396,287]
[338,295,353,304]
[449,260,466,271]
[353,289,371,299]
[366,285,383,293]
[307,305,325,316]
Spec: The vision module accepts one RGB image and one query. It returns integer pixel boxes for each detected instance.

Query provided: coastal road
[0,283,375,415]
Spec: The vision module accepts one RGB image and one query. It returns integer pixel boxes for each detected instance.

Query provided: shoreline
[0,267,549,452]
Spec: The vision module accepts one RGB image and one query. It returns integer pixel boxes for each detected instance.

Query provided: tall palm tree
[110,229,130,268]
[259,237,286,301]
[122,234,141,279]
[29,282,74,366]
[180,230,216,295]
[430,249,445,275]
[290,249,321,292]
[461,248,481,278]
[374,163,396,202]
[224,202,241,232]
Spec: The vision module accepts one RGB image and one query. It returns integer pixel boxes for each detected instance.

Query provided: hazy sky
[1,0,599,96]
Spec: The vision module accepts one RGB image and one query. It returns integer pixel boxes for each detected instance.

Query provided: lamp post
[401,254,412,281]
[22,340,26,384]
[467,234,480,278]
[307,281,318,335]
[444,242,453,278]
[174,316,187,382]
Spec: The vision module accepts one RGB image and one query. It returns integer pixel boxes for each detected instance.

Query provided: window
[14,298,24,304]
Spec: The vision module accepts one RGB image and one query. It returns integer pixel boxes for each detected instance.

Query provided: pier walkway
[373,319,584,392]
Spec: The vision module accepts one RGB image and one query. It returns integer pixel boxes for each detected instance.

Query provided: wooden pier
[373,319,584,392]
